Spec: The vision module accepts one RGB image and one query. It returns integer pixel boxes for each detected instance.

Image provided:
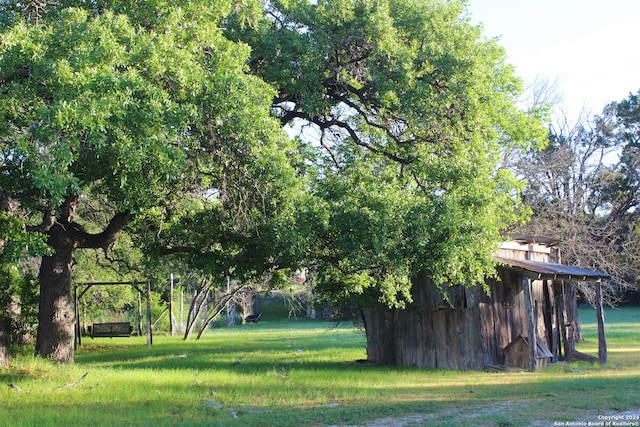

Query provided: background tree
[0,193,47,365]
[514,92,640,302]
[609,91,640,232]
[229,0,547,364]
[0,1,297,362]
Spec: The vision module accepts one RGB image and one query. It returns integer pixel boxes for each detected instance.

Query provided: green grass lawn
[1,306,639,427]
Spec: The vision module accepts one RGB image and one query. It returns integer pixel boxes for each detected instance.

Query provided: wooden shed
[487,235,610,370]
[360,235,610,371]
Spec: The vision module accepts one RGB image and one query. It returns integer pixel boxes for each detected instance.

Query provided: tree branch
[26,209,56,233]
[76,212,131,253]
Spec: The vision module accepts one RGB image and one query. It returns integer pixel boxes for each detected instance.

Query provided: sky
[467,0,640,121]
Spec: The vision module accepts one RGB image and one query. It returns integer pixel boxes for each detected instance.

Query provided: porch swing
[74,281,153,349]
[89,321,133,338]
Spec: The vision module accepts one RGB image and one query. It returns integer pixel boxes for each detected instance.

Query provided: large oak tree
[0,1,297,362]
[229,0,548,364]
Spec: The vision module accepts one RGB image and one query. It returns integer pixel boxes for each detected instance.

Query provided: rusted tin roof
[494,256,611,281]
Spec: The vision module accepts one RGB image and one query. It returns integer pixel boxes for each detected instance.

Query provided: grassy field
[1,304,639,427]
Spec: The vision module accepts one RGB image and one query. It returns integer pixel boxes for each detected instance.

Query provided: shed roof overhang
[494,256,611,282]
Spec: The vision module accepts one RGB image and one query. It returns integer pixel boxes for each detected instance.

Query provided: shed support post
[523,276,537,372]
[546,280,559,362]
[595,280,607,364]
[560,282,574,361]
[556,284,567,361]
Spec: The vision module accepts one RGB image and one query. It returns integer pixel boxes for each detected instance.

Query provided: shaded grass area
[1,307,639,426]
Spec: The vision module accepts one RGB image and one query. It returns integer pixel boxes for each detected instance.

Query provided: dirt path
[329,402,640,427]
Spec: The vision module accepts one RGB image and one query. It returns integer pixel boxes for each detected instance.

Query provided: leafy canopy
[0,0,299,268]
[229,0,548,307]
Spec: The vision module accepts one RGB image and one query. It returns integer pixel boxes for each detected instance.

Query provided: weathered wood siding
[362,272,484,370]
[503,336,531,370]
[481,268,523,366]
[504,335,553,370]
[496,241,554,262]
[362,240,569,370]
[479,267,556,366]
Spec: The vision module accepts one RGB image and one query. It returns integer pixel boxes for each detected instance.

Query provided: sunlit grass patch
[1,306,639,427]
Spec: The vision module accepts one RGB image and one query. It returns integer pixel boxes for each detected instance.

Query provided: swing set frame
[74,281,153,349]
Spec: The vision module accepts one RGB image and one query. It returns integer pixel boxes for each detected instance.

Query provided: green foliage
[230,0,547,307]
[0,211,42,352]
[3,7,218,210]
[1,0,295,221]
[2,0,551,344]
[608,91,640,214]
[303,141,533,308]
[0,0,305,361]
[0,212,51,263]
[1,0,301,289]
[0,263,38,356]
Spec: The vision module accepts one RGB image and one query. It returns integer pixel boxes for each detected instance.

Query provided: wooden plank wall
[482,240,561,366]
[392,273,484,370]
[496,241,552,262]
[360,273,484,370]
[480,267,557,366]
[361,306,397,365]
[481,269,522,366]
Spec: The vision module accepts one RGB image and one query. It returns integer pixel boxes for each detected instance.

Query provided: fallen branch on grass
[54,371,89,390]
[9,371,90,394]
[8,383,23,392]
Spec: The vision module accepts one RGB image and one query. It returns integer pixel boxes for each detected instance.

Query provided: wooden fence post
[146,281,153,347]
[170,273,175,337]
[74,285,80,349]
[137,291,143,336]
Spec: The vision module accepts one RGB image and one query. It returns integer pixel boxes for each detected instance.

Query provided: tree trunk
[31,204,130,363]
[0,316,9,367]
[184,280,212,340]
[35,225,76,362]
[197,284,248,340]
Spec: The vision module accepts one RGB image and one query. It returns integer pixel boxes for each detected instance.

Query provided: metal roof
[494,256,611,281]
